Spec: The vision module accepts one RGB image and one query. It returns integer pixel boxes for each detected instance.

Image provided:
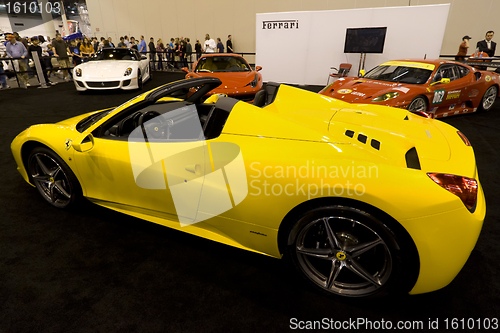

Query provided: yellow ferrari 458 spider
[11,77,485,298]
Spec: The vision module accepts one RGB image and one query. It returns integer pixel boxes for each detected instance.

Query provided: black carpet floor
[0,72,499,332]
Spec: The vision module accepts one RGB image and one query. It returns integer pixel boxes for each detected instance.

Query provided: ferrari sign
[262,20,299,29]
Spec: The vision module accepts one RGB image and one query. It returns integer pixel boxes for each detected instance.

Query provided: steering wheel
[137,110,167,140]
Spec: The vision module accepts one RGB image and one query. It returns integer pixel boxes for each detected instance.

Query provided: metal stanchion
[9,58,21,88]
[31,51,49,89]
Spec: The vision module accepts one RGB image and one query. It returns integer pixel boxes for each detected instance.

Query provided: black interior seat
[253,82,281,107]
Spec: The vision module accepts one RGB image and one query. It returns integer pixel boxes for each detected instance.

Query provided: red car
[183,54,262,101]
[319,59,500,118]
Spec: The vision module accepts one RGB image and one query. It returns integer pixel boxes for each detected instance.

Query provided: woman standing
[80,37,94,62]
[38,35,53,75]
[156,38,164,70]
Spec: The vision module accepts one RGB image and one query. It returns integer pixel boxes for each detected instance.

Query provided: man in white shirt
[204,34,216,53]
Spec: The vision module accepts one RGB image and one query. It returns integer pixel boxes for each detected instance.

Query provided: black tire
[28,147,82,209]
[407,96,428,113]
[137,70,143,90]
[286,205,413,298]
[478,85,498,112]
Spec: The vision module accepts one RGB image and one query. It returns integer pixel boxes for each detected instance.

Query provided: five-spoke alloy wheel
[288,206,409,298]
[479,85,498,112]
[28,147,81,209]
[407,96,428,113]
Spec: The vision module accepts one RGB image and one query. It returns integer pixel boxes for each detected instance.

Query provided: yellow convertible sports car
[11,77,485,298]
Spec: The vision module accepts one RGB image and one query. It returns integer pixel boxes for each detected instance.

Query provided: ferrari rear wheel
[137,70,143,90]
[287,206,408,298]
[28,147,81,209]
[407,96,428,113]
[479,85,497,112]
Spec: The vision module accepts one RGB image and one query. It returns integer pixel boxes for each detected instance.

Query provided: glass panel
[129,104,204,143]
[364,65,432,84]
[195,56,251,72]
[93,48,139,61]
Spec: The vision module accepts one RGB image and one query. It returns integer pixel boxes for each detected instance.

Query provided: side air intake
[405,147,421,170]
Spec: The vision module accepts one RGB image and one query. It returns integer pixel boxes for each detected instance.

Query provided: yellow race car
[11,77,485,298]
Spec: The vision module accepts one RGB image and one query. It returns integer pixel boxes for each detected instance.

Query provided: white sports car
[73,48,151,91]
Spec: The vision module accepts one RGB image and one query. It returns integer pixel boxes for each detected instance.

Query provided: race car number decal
[432,89,445,104]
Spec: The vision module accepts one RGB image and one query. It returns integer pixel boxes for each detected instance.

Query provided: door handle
[185,164,202,176]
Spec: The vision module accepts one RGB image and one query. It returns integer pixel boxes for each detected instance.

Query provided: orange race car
[183,54,263,101]
[319,59,500,118]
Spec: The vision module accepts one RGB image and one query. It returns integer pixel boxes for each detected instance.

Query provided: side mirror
[73,133,95,152]
[181,67,190,73]
[359,69,366,77]
[429,78,451,86]
[256,66,262,72]
[141,55,147,60]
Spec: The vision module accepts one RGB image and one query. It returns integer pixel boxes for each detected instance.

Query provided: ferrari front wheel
[28,147,82,209]
[407,96,428,113]
[287,206,410,298]
[479,85,498,112]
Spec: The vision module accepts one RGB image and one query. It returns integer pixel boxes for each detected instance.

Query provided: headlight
[371,91,399,102]
[251,74,259,88]
[75,68,82,77]
[124,67,133,76]
[246,74,259,88]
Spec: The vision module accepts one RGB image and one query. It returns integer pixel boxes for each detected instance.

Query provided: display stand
[358,53,367,76]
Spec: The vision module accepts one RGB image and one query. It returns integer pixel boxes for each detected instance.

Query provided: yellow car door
[73,103,208,224]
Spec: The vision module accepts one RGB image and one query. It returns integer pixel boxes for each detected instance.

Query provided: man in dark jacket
[148,37,156,69]
[476,31,496,57]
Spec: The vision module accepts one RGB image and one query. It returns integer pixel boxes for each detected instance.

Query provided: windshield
[364,65,433,84]
[195,56,251,73]
[92,48,140,61]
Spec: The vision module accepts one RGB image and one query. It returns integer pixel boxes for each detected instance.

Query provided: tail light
[457,131,471,146]
[427,173,478,211]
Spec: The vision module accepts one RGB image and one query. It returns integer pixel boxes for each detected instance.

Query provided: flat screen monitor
[344,27,387,53]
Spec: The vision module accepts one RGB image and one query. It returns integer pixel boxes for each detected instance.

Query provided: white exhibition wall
[256,4,450,86]
[0,15,69,39]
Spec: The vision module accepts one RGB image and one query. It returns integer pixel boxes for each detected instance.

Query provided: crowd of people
[0,31,235,89]
[4,28,495,90]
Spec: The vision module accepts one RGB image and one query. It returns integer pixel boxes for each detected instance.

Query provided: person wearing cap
[456,35,471,61]
[28,36,53,86]
[5,34,30,88]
